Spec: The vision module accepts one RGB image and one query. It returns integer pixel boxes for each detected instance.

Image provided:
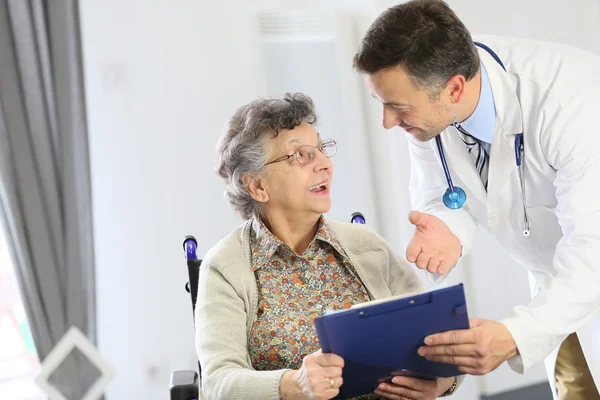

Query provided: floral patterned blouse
[248,217,379,399]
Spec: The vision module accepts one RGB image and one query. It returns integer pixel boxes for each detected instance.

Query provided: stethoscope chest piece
[442,187,467,209]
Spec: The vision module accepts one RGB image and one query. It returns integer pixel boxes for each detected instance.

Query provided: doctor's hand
[374,376,455,400]
[418,318,519,375]
[406,211,461,275]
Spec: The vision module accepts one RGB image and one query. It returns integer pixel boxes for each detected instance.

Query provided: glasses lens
[320,140,337,158]
[296,146,314,165]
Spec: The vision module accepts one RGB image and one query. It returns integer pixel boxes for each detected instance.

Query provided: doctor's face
[364,64,455,142]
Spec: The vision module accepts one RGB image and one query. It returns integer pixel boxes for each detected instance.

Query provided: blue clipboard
[314,283,469,399]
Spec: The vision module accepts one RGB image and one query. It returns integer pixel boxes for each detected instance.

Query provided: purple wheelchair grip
[351,212,366,224]
[185,239,198,261]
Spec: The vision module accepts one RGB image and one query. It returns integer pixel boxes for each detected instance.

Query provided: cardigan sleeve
[195,254,289,399]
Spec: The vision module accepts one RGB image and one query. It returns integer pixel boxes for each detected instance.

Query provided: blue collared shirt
[459,62,496,154]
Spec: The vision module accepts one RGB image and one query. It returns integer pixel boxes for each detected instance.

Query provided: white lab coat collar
[479,45,523,137]
[480,46,525,207]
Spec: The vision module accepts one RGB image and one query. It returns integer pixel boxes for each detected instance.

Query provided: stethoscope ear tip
[523,230,530,237]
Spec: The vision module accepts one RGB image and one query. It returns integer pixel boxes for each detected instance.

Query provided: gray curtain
[0,0,98,397]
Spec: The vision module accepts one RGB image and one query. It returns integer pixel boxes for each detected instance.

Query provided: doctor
[353,0,600,399]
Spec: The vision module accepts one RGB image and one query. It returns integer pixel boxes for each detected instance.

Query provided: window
[0,229,44,399]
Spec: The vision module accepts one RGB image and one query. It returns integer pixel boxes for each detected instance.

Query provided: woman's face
[257,122,334,222]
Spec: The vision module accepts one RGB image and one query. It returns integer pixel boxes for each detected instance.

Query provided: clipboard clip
[357,293,433,318]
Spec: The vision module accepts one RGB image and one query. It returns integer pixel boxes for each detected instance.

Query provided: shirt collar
[250,216,345,270]
[459,62,496,145]
[250,217,284,262]
[314,217,346,257]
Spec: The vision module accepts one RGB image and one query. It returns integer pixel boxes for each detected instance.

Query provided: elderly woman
[195,93,461,400]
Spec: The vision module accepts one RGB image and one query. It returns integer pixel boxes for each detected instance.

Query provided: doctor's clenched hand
[406,211,461,275]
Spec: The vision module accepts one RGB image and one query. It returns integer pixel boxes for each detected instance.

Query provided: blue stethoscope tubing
[436,42,530,236]
[436,134,467,210]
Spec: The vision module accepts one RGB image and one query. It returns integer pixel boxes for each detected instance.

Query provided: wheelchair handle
[183,235,198,261]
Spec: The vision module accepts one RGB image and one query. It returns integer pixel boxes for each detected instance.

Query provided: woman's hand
[291,349,344,400]
[374,376,455,400]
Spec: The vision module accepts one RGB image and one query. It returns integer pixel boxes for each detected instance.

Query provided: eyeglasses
[264,138,337,166]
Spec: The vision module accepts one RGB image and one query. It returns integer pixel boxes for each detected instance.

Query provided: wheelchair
[169,213,367,400]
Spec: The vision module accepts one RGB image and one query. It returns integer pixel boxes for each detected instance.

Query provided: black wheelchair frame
[169,235,202,400]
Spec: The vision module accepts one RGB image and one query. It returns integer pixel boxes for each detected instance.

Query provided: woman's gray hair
[215,92,318,220]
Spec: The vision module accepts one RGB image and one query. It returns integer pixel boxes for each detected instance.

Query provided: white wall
[80,0,600,399]
[81,0,275,398]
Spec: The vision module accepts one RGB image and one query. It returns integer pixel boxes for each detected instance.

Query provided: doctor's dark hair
[215,92,318,220]
[353,0,480,95]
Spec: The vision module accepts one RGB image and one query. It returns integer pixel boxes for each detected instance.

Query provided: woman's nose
[313,149,332,170]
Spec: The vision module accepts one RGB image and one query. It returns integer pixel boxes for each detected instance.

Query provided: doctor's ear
[243,173,269,203]
[445,74,467,104]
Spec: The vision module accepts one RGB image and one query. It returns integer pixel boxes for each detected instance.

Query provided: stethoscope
[436,42,530,236]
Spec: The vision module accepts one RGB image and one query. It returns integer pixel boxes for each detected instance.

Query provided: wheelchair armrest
[170,370,200,400]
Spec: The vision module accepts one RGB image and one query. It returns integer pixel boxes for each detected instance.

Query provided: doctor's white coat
[407,35,600,397]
